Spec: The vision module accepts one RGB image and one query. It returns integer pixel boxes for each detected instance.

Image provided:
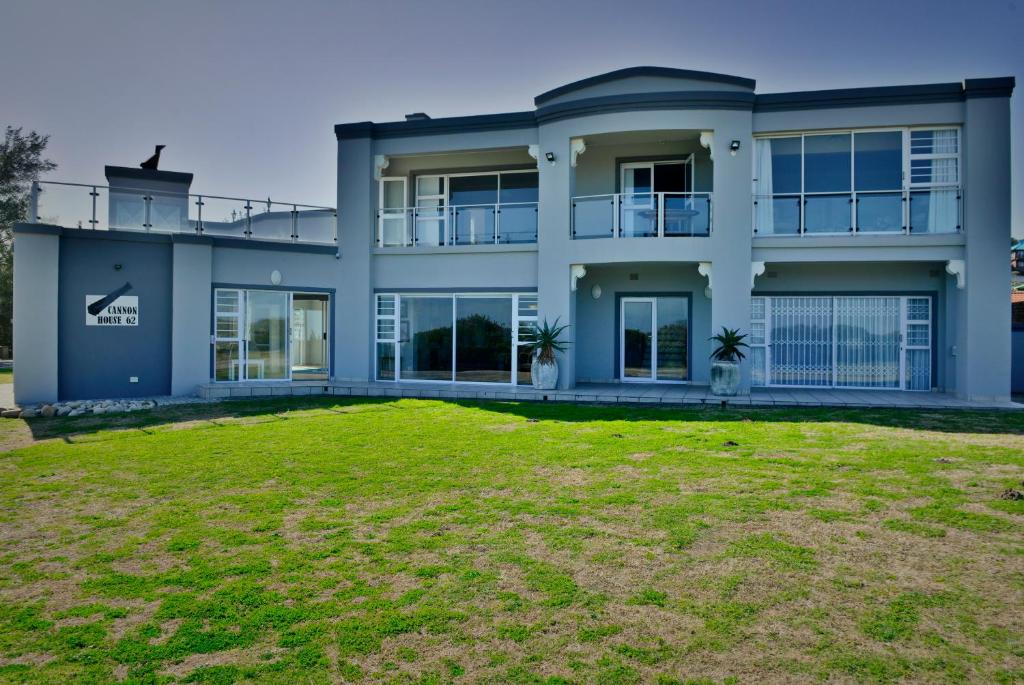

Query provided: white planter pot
[531,358,558,390]
[710,360,740,396]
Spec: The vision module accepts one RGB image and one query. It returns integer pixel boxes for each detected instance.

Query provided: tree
[0,127,57,352]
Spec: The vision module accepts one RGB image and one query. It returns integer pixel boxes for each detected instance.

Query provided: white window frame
[374,292,538,385]
[618,296,690,384]
[753,126,962,235]
[377,177,408,247]
[212,288,331,383]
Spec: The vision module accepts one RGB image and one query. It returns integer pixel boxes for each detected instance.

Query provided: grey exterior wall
[57,234,173,400]
[13,229,60,404]
[171,241,212,395]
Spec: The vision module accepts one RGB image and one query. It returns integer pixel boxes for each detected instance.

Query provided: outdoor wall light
[729,140,741,156]
[545,151,556,164]
[591,284,602,300]
[113,264,122,271]
[270,269,282,286]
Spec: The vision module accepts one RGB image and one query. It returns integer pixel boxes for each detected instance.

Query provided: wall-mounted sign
[86,293,139,326]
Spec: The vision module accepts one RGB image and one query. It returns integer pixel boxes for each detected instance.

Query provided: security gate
[750,295,932,390]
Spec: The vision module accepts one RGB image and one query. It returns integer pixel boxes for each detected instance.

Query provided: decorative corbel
[699,131,714,161]
[570,264,587,291]
[373,155,390,181]
[570,138,587,167]
[698,261,713,299]
[945,259,966,289]
[751,261,766,290]
[527,144,540,168]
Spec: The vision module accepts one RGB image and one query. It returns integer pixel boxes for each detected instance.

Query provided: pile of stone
[2,398,158,419]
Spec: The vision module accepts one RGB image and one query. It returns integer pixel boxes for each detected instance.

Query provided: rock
[20,409,38,419]
[57,406,72,416]
[68,409,85,417]
[40,405,57,418]
[2,409,21,419]
[92,407,106,415]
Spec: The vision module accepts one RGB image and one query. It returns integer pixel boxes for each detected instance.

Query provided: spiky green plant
[709,326,749,362]
[527,317,569,365]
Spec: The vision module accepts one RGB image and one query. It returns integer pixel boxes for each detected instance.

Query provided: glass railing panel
[619,193,657,237]
[148,190,190,233]
[296,209,336,244]
[35,183,109,230]
[248,201,294,241]
[108,189,149,231]
[571,195,614,239]
[497,202,537,244]
[909,188,959,234]
[754,195,801,235]
[804,194,852,234]
[663,194,710,236]
[452,204,496,245]
[855,192,903,233]
[378,209,411,246]
[198,196,251,238]
[413,207,446,246]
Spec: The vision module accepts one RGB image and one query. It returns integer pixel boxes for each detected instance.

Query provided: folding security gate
[750,295,932,390]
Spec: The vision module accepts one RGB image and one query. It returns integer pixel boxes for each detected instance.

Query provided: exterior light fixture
[270,270,282,286]
[729,140,741,156]
[591,284,602,300]
[545,151,556,164]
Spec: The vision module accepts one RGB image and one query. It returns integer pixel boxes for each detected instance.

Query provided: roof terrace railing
[28,180,337,244]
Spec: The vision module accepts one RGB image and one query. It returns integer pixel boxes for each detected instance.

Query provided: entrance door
[620,296,689,382]
[620,160,693,237]
[213,289,291,381]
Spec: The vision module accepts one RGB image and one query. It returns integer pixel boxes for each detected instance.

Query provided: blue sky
[2,0,1021,236]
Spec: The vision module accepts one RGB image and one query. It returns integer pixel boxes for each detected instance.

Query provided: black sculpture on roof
[140,145,165,170]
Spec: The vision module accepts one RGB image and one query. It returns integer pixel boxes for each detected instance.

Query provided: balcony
[376,202,538,247]
[753,187,961,236]
[30,180,337,244]
[571,192,712,239]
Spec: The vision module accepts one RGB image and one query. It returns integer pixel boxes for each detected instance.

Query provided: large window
[213,288,330,382]
[375,293,538,384]
[377,170,538,247]
[753,128,960,235]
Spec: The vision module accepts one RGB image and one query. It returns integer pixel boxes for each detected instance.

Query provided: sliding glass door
[620,296,689,382]
[750,295,932,390]
[213,289,330,382]
[376,293,537,384]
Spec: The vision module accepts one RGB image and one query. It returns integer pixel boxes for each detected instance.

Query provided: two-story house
[12,67,1016,405]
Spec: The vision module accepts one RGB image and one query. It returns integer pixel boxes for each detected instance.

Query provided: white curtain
[754,139,774,234]
[926,130,958,233]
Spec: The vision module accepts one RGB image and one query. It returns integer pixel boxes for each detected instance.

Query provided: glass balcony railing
[753,187,961,236]
[375,202,538,247]
[570,192,712,239]
[29,181,337,244]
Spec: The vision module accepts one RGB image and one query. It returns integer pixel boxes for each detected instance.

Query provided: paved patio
[196,380,1023,411]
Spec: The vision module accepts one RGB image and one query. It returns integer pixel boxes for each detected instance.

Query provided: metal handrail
[376,201,538,247]
[752,186,962,235]
[29,179,337,244]
[570,192,713,239]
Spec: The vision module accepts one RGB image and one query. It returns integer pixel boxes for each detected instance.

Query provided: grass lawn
[0,398,1022,684]
[0,368,11,385]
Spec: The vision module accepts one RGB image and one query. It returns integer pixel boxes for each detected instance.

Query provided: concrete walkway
[196,380,1023,411]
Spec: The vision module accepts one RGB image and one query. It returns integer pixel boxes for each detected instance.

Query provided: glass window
[399,297,453,381]
[804,134,851,193]
[416,176,444,200]
[455,297,513,382]
[656,297,688,381]
[449,174,498,207]
[381,178,405,209]
[854,132,902,191]
[499,172,538,204]
[769,137,802,194]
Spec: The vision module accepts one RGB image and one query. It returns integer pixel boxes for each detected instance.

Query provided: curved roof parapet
[534,66,756,106]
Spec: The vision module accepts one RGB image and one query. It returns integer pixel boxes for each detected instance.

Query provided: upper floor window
[753,127,960,236]
[377,170,538,247]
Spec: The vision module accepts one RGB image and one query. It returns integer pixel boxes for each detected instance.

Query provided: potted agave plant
[528,318,569,390]
[709,326,749,396]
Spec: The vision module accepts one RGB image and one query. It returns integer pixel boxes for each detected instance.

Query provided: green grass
[0,397,1022,684]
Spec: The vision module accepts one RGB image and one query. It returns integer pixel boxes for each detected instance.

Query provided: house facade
[13,67,1017,404]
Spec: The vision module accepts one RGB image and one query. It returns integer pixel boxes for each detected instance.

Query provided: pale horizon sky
[3,0,1022,236]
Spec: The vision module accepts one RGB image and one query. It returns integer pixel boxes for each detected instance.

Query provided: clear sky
[3,0,1021,236]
